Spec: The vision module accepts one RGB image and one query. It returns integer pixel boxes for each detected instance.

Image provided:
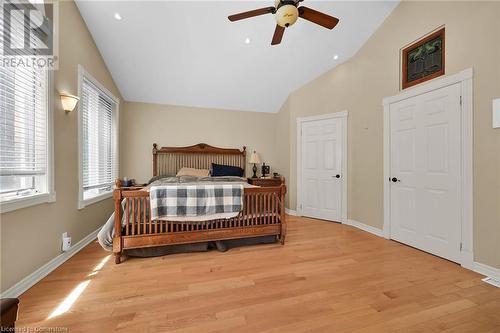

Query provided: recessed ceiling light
[114,13,122,21]
[333,54,339,60]
[244,37,251,44]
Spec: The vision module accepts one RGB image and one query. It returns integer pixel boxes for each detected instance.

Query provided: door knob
[335,174,341,178]
[391,177,400,183]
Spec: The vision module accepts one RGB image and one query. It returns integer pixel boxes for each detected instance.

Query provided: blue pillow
[211,163,244,177]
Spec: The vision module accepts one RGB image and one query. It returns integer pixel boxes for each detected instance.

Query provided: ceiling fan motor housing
[275,0,299,27]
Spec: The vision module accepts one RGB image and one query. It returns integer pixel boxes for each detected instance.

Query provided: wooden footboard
[112,179,286,264]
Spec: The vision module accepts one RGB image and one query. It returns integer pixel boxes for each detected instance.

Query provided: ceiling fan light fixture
[227,1,340,46]
[275,4,298,27]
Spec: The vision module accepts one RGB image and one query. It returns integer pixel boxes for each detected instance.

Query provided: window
[78,66,119,209]
[0,3,54,213]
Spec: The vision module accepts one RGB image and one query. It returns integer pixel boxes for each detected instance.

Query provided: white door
[301,117,344,222]
[389,83,461,262]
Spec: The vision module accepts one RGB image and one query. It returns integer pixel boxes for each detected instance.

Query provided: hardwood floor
[17,216,500,332]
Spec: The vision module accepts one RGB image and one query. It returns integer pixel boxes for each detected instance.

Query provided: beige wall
[277,1,500,268]
[121,102,279,183]
[0,1,122,292]
[274,99,291,207]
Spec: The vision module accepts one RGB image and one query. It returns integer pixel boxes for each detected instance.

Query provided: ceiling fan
[228,0,339,45]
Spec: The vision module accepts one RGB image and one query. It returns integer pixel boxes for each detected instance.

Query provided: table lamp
[249,151,262,178]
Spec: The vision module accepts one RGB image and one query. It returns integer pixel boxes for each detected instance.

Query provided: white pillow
[176,167,209,178]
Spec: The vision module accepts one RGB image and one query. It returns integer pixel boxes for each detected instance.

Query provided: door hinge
[460,95,462,106]
[460,242,462,251]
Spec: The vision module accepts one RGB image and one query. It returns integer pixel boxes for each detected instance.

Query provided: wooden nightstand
[247,177,284,187]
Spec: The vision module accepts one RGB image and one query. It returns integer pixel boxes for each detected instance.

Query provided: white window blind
[0,1,50,204]
[80,76,118,204]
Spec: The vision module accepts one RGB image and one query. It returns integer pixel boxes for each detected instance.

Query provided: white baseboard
[285,208,297,216]
[474,261,500,281]
[460,250,474,270]
[345,219,384,238]
[1,227,100,298]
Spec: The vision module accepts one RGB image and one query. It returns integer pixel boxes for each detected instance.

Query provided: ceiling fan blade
[298,6,339,29]
[228,7,275,22]
[271,25,285,45]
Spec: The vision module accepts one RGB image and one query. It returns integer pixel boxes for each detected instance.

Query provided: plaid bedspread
[149,184,244,220]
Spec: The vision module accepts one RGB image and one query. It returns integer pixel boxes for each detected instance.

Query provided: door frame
[296,110,348,223]
[382,68,474,269]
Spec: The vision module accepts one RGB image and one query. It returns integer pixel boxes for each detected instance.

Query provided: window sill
[0,192,56,214]
[78,191,113,210]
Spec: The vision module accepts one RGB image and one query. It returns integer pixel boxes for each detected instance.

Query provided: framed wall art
[402,27,445,89]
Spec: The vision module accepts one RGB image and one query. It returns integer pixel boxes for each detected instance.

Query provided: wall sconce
[60,93,79,113]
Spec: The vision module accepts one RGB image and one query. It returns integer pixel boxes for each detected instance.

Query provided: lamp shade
[249,151,262,164]
[60,93,79,112]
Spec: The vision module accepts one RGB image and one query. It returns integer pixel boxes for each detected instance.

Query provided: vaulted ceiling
[76,1,399,113]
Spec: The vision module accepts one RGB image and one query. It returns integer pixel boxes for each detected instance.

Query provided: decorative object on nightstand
[261,162,270,178]
[248,176,284,187]
[121,177,133,187]
[115,178,146,190]
[249,150,262,178]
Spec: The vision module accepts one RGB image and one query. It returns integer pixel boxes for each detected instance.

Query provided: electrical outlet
[62,232,71,252]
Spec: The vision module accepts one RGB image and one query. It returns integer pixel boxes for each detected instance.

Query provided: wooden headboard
[152,143,247,176]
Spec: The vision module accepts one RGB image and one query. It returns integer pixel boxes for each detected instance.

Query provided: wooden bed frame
[112,143,286,264]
